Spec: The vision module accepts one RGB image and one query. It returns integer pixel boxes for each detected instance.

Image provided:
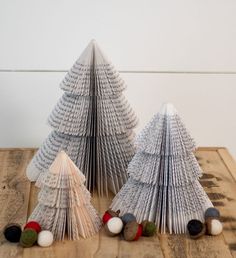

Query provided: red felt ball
[24,221,41,233]
[102,209,120,224]
[102,212,112,224]
[134,224,143,241]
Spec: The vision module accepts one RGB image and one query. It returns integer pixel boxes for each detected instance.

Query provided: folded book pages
[110,103,213,234]
[26,39,138,196]
[28,151,102,240]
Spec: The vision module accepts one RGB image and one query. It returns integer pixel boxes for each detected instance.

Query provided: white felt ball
[37,230,54,247]
[211,219,223,235]
[107,217,123,234]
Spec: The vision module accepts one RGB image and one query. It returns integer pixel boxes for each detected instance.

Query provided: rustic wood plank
[0,148,37,151]
[217,148,236,182]
[118,236,164,258]
[160,232,233,258]
[197,147,227,151]
[0,149,35,258]
[93,192,121,258]
[27,183,39,218]
[0,148,236,258]
[196,150,236,258]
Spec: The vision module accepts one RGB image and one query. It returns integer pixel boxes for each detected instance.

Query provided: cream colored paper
[29,151,102,240]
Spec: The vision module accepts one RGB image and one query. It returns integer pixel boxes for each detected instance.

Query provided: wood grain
[196,148,236,258]
[0,149,35,258]
[0,148,235,258]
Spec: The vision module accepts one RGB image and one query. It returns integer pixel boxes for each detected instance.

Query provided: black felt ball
[4,223,22,243]
[187,219,205,239]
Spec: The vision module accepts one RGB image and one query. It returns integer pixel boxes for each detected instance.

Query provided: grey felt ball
[205,207,220,219]
[121,213,136,225]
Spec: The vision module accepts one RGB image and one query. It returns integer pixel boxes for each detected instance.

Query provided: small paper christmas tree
[28,151,102,240]
[26,39,138,196]
[110,103,213,234]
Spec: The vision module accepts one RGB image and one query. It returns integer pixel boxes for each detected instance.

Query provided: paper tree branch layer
[29,151,102,240]
[110,103,213,234]
[26,40,138,196]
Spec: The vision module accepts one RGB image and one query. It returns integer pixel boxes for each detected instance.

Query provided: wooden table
[0,147,236,258]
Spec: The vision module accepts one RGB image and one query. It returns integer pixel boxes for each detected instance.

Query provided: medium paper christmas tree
[26,40,138,195]
[110,103,213,234]
[28,151,102,240]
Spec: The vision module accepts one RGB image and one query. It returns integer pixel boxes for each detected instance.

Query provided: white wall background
[0,0,236,158]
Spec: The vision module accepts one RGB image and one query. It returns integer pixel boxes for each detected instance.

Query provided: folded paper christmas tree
[110,103,213,234]
[28,151,102,240]
[26,40,138,196]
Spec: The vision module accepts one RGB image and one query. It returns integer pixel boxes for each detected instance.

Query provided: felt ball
[123,221,143,241]
[187,219,206,239]
[141,220,156,237]
[3,223,22,243]
[102,209,120,224]
[105,217,123,236]
[37,230,54,247]
[24,221,41,233]
[103,213,112,224]
[205,218,223,236]
[20,228,38,248]
[121,213,136,225]
[134,224,143,240]
[204,207,220,220]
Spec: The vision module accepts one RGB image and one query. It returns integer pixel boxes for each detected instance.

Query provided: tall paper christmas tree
[110,103,212,234]
[29,151,102,240]
[26,40,138,195]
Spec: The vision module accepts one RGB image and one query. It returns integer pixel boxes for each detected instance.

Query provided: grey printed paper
[110,103,213,234]
[26,40,138,196]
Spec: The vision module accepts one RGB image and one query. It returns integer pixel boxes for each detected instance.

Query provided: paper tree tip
[88,39,97,48]
[90,39,96,43]
[49,150,84,179]
[57,150,69,163]
[159,102,177,116]
[77,39,109,65]
[59,150,66,156]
